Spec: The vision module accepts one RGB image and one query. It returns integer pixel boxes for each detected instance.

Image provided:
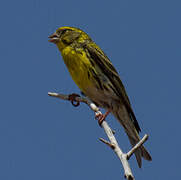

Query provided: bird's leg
[68,93,81,107]
[95,109,111,126]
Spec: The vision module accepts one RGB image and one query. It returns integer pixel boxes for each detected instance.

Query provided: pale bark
[48,92,149,180]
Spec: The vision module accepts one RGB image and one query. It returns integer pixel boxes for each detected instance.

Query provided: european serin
[49,26,152,167]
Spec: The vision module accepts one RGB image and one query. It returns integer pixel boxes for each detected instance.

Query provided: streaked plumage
[49,26,152,167]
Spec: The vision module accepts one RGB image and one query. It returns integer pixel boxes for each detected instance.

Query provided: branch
[126,134,148,160]
[48,92,149,180]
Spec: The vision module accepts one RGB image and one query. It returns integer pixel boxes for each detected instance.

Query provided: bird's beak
[48,33,59,44]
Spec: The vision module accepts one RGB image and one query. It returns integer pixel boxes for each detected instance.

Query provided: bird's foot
[68,93,80,107]
[95,110,111,126]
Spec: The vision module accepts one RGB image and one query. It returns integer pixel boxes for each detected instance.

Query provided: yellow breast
[60,46,93,92]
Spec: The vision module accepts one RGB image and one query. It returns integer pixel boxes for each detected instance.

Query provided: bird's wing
[84,42,141,132]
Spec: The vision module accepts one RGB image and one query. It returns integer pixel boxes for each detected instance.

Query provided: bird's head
[49,26,90,51]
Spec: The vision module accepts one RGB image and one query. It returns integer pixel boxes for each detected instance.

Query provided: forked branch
[48,92,149,180]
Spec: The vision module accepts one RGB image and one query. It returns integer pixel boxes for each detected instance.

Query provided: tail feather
[113,105,152,168]
[141,145,152,161]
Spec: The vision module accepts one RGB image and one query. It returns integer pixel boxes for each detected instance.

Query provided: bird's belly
[61,47,120,108]
[84,86,120,109]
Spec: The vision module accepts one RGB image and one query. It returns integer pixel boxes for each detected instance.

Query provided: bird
[48,26,152,167]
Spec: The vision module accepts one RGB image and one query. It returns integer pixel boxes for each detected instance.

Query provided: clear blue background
[1,0,180,179]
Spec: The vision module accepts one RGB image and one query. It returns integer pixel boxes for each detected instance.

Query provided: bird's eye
[61,29,68,35]
[56,29,67,36]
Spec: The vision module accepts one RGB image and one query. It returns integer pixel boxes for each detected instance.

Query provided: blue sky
[1,0,181,179]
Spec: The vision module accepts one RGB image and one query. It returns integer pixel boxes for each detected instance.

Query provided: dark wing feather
[85,42,141,133]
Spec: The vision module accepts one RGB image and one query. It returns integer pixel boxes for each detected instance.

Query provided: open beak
[48,33,59,44]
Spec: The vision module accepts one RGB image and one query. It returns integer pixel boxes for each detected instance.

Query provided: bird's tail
[112,105,152,168]
[127,135,152,168]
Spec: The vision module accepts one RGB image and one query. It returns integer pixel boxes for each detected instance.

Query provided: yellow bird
[49,26,152,167]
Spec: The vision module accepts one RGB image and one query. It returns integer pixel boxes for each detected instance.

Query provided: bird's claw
[95,110,110,126]
[95,111,103,125]
[68,93,80,107]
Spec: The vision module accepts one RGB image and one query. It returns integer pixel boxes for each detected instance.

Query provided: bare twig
[100,120,134,180]
[99,138,115,149]
[48,92,149,180]
[127,134,149,160]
